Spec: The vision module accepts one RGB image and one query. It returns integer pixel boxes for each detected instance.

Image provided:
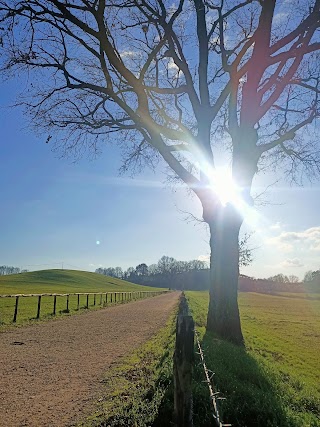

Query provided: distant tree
[288,275,299,283]
[303,269,320,285]
[148,264,159,276]
[304,270,314,282]
[157,256,177,277]
[187,259,207,271]
[105,267,116,277]
[267,273,289,283]
[114,266,123,279]
[95,267,120,278]
[124,267,136,280]
[0,265,20,275]
[135,263,149,276]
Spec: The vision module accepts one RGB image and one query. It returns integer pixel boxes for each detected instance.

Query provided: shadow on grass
[152,354,174,427]
[192,331,291,427]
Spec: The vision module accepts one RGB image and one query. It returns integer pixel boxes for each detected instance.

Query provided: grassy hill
[0,269,159,295]
[0,269,163,327]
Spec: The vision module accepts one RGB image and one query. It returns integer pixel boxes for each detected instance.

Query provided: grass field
[82,309,177,427]
[187,291,320,427]
[0,269,162,327]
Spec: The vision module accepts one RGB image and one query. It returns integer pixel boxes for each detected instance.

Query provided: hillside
[0,269,161,295]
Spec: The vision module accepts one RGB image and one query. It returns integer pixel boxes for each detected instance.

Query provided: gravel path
[0,292,179,427]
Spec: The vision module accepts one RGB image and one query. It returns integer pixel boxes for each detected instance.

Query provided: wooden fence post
[100,293,103,305]
[13,296,19,323]
[77,294,80,310]
[53,295,57,315]
[94,294,96,306]
[86,294,89,308]
[66,294,69,312]
[36,295,42,319]
[173,313,194,427]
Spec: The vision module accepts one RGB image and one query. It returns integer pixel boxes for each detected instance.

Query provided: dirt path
[0,292,179,427]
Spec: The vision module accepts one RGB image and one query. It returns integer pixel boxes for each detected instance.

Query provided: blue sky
[1,78,320,280]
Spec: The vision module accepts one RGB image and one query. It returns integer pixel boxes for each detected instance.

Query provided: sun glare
[209,167,241,207]
[208,167,260,226]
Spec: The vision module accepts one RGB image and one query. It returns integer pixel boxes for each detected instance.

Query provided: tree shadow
[151,361,174,427]
[192,331,292,427]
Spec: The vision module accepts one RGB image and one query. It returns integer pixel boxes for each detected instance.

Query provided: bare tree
[1,0,320,344]
[288,274,299,283]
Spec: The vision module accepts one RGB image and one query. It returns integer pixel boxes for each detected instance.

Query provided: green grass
[187,291,320,427]
[80,309,177,427]
[0,269,163,327]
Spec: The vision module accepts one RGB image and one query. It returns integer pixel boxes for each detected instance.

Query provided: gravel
[0,292,179,427]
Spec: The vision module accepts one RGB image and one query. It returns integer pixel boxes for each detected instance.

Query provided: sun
[209,167,242,208]
[207,166,260,226]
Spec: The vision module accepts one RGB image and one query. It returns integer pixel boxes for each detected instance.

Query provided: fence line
[0,291,168,298]
[194,330,231,427]
[0,290,169,323]
[173,293,230,427]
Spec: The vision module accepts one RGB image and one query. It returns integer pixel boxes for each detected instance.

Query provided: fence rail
[0,290,168,324]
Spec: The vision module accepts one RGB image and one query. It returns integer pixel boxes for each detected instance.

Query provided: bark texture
[206,204,244,345]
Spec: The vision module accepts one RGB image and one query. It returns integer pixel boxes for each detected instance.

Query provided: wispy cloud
[267,226,320,252]
[119,50,142,59]
[269,222,282,231]
[279,258,304,268]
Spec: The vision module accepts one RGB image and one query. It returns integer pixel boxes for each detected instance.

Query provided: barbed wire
[194,329,231,427]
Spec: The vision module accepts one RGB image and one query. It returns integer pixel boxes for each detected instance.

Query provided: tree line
[304,269,320,286]
[95,255,208,285]
[96,260,320,293]
[0,266,28,276]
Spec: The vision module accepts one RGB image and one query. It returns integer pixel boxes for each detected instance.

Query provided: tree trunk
[206,204,244,345]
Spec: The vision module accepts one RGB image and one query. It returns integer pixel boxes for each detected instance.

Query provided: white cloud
[267,226,320,252]
[164,58,183,80]
[198,254,210,263]
[269,222,282,231]
[120,50,138,58]
[279,258,304,268]
[167,57,179,70]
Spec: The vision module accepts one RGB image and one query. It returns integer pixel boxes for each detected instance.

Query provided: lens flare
[207,166,259,226]
[209,167,240,207]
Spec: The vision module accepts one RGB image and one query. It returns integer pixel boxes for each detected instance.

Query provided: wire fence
[194,329,231,427]
[173,293,230,427]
